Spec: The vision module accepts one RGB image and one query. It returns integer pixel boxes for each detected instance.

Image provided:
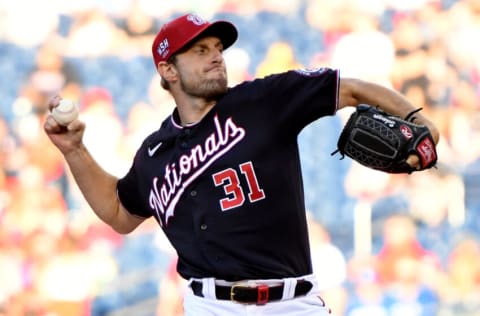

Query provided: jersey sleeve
[255,67,340,134]
[117,153,152,218]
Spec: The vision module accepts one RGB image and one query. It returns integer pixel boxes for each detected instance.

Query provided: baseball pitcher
[44,13,439,316]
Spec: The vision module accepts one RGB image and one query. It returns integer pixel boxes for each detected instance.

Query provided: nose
[211,48,223,63]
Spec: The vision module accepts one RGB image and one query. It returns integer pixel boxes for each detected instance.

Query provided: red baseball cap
[152,13,238,68]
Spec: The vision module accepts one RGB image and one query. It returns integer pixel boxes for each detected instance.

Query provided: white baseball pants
[183,274,331,316]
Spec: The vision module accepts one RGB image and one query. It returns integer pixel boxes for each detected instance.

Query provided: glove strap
[404,107,423,122]
[330,149,343,158]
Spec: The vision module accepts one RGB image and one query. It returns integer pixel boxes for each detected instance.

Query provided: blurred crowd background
[0,0,480,315]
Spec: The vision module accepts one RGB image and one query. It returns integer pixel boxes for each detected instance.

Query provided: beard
[179,70,228,100]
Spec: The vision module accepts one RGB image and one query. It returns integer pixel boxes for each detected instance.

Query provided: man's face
[174,36,228,99]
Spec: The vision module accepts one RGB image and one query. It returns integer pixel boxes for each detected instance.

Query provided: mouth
[206,65,225,73]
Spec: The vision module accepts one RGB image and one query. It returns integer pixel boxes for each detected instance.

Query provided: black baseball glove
[332,104,437,174]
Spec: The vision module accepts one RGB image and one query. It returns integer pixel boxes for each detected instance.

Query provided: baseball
[52,99,79,126]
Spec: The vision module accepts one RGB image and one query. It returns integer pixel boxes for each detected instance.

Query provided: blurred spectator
[382,256,440,316]
[255,40,303,77]
[344,164,396,203]
[156,257,187,316]
[0,226,23,313]
[116,2,157,57]
[462,118,480,230]
[365,213,444,315]
[18,229,61,315]
[344,254,388,316]
[10,87,65,184]
[438,236,480,315]
[406,167,466,261]
[445,0,480,78]
[119,3,157,38]
[368,174,410,250]
[375,214,442,287]
[10,36,81,188]
[35,229,117,316]
[2,165,67,238]
[64,9,129,57]
[447,81,480,167]
[255,0,303,16]
[0,0,60,47]
[308,215,348,316]
[28,37,81,97]
[0,115,15,192]
[391,15,428,91]
[305,0,350,47]
[223,47,253,86]
[330,11,395,86]
[117,100,170,168]
[147,74,177,119]
[78,87,124,176]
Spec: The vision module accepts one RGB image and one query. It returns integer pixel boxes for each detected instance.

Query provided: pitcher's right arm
[44,96,145,234]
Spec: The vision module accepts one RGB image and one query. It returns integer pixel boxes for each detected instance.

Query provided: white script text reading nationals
[148,115,246,226]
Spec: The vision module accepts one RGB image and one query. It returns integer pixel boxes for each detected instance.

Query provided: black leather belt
[190,279,313,305]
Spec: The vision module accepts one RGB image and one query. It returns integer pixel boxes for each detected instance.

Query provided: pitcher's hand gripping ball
[332,104,437,174]
[52,99,79,126]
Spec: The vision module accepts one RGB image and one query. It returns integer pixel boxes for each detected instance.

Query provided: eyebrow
[177,37,223,56]
[191,37,223,49]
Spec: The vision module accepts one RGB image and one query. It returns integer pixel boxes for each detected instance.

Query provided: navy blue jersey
[117,68,339,281]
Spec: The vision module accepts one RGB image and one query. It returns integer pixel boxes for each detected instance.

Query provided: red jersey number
[212,161,266,211]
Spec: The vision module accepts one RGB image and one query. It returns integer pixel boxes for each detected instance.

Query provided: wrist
[63,142,88,161]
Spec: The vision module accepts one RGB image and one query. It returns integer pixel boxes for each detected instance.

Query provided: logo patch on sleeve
[294,67,327,77]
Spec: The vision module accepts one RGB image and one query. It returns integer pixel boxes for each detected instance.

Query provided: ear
[158,61,177,83]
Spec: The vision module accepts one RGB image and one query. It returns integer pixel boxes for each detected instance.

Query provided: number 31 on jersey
[212,161,266,211]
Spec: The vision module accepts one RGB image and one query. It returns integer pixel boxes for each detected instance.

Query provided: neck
[175,96,216,126]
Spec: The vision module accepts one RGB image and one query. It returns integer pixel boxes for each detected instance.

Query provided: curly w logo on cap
[186,14,207,26]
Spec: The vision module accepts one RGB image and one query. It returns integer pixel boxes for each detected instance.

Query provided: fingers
[66,119,84,132]
[44,113,84,134]
[46,95,84,131]
[44,114,65,134]
[47,94,63,112]
[406,154,420,170]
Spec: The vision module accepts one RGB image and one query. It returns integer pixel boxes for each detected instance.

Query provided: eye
[195,47,207,54]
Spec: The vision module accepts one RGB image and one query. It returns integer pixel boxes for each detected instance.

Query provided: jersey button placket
[190,190,204,230]
[180,128,190,149]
